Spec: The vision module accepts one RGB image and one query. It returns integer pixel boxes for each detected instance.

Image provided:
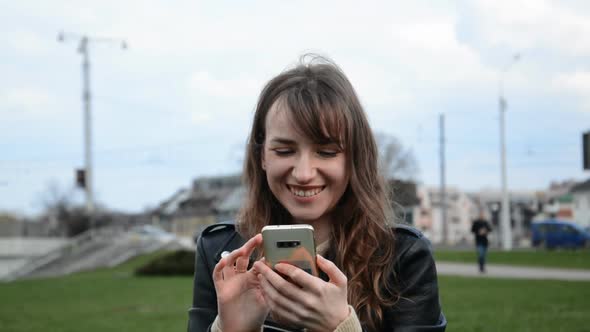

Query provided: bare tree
[39,181,75,211]
[37,182,90,237]
[375,132,419,181]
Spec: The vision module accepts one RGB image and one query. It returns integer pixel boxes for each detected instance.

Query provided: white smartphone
[261,224,318,277]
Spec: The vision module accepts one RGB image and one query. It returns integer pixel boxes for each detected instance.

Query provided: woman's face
[262,103,349,226]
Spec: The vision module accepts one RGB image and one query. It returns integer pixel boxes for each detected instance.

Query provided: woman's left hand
[253,255,350,332]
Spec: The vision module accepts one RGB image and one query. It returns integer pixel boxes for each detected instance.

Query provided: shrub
[135,250,195,276]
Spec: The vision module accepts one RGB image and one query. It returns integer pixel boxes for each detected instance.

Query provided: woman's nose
[292,154,316,183]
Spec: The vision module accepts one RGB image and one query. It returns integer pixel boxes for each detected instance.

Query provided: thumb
[316,254,347,287]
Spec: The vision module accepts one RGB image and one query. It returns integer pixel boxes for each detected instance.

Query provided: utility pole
[440,113,447,245]
[498,54,520,251]
[58,32,127,228]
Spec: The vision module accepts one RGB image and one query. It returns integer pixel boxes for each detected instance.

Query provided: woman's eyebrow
[269,137,295,145]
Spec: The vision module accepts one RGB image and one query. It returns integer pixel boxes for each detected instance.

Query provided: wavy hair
[237,55,398,331]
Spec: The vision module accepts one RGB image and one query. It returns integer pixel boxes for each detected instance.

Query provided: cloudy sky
[1,0,589,216]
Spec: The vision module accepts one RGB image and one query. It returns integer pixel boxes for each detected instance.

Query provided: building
[415,187,477,245]
[571,179,590,228]
[388,179,420,225]
[541,180,578,221]
[470,189,541,247]
[152,175,243,237]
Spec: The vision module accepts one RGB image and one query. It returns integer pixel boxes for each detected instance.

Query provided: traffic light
[584,131,590,170]
[76,168,86,188]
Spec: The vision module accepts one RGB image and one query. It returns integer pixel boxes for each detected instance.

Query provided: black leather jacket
[187,223,447,332]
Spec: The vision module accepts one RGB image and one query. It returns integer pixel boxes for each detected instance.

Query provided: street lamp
[58,31,127,228]
[499,53,520,251]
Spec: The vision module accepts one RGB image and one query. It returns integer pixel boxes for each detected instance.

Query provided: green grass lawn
[1,252,589,332]
[434,249,590,270]
[0,251,192,332]
[439,276,590,332]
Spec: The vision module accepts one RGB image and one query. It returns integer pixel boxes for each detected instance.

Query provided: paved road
[436,262,590,281]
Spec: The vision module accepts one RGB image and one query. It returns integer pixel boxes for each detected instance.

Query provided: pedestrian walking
[471,211,492,273]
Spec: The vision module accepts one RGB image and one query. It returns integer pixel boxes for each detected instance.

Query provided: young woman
[188,55,446,332]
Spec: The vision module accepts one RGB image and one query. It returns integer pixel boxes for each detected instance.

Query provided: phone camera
[277,241,301,248]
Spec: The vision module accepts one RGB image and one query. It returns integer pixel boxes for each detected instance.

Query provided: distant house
[571,179,590,228]
[415,187,477,245]
[215,186,246,221]
[546,194,574,221]
[541,180,578,221]
[388,179,420,225]
[152,175,243,237]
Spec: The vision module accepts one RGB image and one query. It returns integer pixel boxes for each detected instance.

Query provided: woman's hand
[253,255,350,332]
[213,234,269,332]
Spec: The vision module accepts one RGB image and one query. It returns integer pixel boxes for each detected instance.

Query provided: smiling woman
[187,54,446,332]
[261,100,349,234]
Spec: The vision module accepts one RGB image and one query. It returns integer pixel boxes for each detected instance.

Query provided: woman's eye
[273,149,293,156]
[318,150,338,158]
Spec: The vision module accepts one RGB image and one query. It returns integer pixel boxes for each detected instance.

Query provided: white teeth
[289,186,323,197]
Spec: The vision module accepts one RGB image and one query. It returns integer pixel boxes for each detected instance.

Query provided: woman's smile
[287,184,326,198]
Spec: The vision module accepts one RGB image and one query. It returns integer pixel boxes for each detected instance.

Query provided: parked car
[130,225,176,243]
[531,220,590,249]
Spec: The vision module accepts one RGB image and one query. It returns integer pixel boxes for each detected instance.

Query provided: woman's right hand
[213,234,269,332]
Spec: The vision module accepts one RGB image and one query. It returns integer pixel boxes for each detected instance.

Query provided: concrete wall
[0,238,68,257]
[573,191,590,228]
[0,237,69,279]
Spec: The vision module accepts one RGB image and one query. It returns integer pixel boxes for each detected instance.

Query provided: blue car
[531,220,590,249]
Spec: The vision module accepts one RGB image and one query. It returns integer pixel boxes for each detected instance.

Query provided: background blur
[2,0,589,217]
[2,2,590,331]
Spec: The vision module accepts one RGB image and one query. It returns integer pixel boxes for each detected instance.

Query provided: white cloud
[188,71,262,99]
[387,15,496,85]
[1,88,56,115]
[340,60,416,109]
[468,0,590,56]
[554,70,590,93]
[4,30,53,56]
[553,70,590,111]
[185,71,264,126]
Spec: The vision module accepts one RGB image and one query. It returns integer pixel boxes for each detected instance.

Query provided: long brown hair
[237,54,397,331]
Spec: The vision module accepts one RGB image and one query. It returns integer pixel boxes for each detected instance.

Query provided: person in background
[471,210,492,273]
[188,54,446,332]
